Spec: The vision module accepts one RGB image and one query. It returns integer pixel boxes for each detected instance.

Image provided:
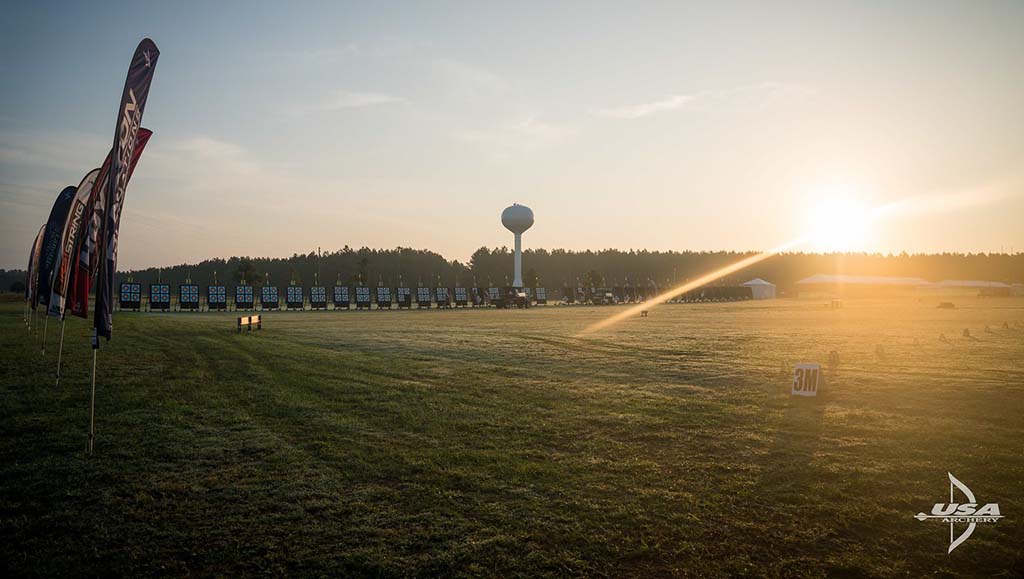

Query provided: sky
[2,0,1023,270]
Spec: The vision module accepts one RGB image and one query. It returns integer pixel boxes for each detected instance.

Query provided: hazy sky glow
[2,1,1023,269]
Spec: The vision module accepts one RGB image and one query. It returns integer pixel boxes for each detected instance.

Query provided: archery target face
[150,284,170,303]
[287,286,304,304]
[376,287,392,302]
[120,283,141,307]
[208,286,226,303]
[180,284,199,303]
[355,286,371,303]
[333,286,349,303]
[236,285,254,304]
[416,287,431,304]
[310,286,326,303]
[261,286,278,303]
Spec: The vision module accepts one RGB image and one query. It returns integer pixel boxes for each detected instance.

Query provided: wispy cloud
[290,90,405,115]
[0,129,107,172]
[594,95,696,120]
[319,90,405,110]
[455,116,573,159]
[432,58,508,100]
[594,82,814,120]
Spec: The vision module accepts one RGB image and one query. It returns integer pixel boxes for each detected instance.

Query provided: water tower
[501,203,534,288]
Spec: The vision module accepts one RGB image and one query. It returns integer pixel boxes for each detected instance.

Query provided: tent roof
[795,274,928,286]
[795,274,1011,288]
[741,278,775,286]
[934,279,1011,288]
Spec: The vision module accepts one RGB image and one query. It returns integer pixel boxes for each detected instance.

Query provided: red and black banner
[68,128,152,319]
[94,38,159,345]
[47,169,99,318]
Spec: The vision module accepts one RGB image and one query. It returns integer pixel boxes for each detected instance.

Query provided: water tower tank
[502,204,534,234]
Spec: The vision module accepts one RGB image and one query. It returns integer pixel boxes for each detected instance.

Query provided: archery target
[310,286,327,308]
[150,284,170,310]
[120,282,142,310]
[261,286,279,309]
[286,286,304,308]
[397,287,412,308]
[375,287,392,307]
[416,287,432,307]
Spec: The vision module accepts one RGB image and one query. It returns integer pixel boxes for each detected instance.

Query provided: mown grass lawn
[2,295,1022,577]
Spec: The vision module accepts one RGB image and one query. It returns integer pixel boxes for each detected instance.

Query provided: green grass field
[2,295,1022,577]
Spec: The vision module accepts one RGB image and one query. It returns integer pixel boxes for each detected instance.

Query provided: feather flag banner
[67,128,152,319]
[37,186,78,308]
[47,169,99,319]
[27,225,46,308]
[94,37,159,344]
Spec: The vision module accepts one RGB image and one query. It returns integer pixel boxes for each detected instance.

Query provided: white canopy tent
[742,278,776,299]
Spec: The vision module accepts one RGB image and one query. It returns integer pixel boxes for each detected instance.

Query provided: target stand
[179,284,199,311]
[207,285,227,310]
[260,286,279,310]
[416,287,432,309]
[333,286,350,310]
[310,286,327,310]
[397,287,412,309]
[535,287,547,305]
[562,286,575,304]
[119,282,141,311]
[235,285,255,311]
[355,286,372,310]
[149,284,170,311]
[434,287,451,309]
[376,287,392,309]
[286,286,304,310]
[454,287,468,307]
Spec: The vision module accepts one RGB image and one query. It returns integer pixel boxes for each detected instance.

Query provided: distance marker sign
[792,363,823,397]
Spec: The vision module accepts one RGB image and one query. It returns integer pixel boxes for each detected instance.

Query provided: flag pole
[88,338,97,455]
[42,315,48,354]
[56,319,66,386]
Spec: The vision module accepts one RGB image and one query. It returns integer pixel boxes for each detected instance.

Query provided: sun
[804,187,873,252]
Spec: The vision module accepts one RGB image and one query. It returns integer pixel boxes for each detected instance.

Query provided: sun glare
[805,189,873,252]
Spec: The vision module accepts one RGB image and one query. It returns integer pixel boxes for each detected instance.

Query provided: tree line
[3,247,1022,295]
